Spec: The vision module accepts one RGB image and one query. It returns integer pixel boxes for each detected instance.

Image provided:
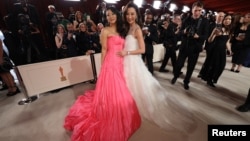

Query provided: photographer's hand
[87,19,94,23]
[184,28,187,34]
[142,27,149,35]
[67,33,73,40]
[18,29,24,34]
[194,33,199,39]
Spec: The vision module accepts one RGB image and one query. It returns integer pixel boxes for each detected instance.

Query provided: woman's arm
[88,19,97,32]
[100,28,107,64]
[73,20,78,31]
[226,38,232,55]
[30,23,40,34]
[129,27,145,55]
[55,34,63,49]
[119,26,145,56]
[208,28,218,43]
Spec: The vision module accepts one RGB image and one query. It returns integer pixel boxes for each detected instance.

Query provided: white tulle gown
[124,34,195,133]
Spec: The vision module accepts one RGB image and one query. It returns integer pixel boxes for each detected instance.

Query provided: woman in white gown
[118,2,196,134]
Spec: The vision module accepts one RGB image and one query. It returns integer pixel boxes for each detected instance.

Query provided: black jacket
[180,16,209,53]
[144,24,158,54]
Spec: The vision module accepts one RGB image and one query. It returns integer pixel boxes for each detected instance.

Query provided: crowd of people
[63,1,250,140]
[0,0,250,140]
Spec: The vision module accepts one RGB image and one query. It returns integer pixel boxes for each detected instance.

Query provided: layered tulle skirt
[64,64,141,141]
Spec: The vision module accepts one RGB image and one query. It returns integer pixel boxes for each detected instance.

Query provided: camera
[216,24,222,32]
[18,14,31,35]
[186,25,196,37]
[21,25,31,35]
[142,26,148,31]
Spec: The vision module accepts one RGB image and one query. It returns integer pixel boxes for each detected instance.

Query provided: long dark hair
[223,14,233,34]
[106,6,126,38]
[123,2,143,34]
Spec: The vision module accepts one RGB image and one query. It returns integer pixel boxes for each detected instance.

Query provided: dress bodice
[107,35,124,52]
[214,34,229,50]
[214,34,229,42]
[103,35,125,69]
[124,35,139,51]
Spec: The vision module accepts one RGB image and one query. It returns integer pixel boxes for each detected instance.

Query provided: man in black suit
[142,12,158,75]
[158,15,179,73]
[95,2,107,26]
[171,1,209,90]
[13,0,40,26]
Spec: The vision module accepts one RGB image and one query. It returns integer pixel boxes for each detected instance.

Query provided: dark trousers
[160,48,176,71]
[142,53,154,74]
[245,88,250,105]
[173,51,199,84]
[206,50,226,83]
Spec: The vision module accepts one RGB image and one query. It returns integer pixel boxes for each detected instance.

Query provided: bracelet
[127,51,130,55]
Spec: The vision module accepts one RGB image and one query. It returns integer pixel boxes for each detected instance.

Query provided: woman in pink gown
[64,7,141,141]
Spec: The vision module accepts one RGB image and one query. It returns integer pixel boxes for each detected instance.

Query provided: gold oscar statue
[59,66,67,81]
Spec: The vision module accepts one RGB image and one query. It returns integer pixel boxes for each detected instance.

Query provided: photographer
[158,18,177,73]
[18,14,42,64]
[64,23,78,58]
[142,12,159,75]
[76,23,101,56]
[171,1,209,90]
[86,15,97,33]
[95,2,107,25]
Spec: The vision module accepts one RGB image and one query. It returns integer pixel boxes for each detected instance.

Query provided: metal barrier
[16,55,95,105]
[15,44,165,105]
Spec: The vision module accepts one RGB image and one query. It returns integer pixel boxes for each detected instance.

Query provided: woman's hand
[56,33,63,40]
[117,50,127,57]
[236,33,245,41]
[214,28,222,36]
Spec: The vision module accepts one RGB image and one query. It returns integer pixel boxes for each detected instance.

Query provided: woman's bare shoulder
[134,25,143,37]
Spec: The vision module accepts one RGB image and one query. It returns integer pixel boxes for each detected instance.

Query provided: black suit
[96,8,107,26]
[159,22,177,72]
[173,16,209,85]
[142,24,158,74]
[13,3,40,26]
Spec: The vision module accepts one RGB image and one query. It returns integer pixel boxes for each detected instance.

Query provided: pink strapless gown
[64,35,141,141]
